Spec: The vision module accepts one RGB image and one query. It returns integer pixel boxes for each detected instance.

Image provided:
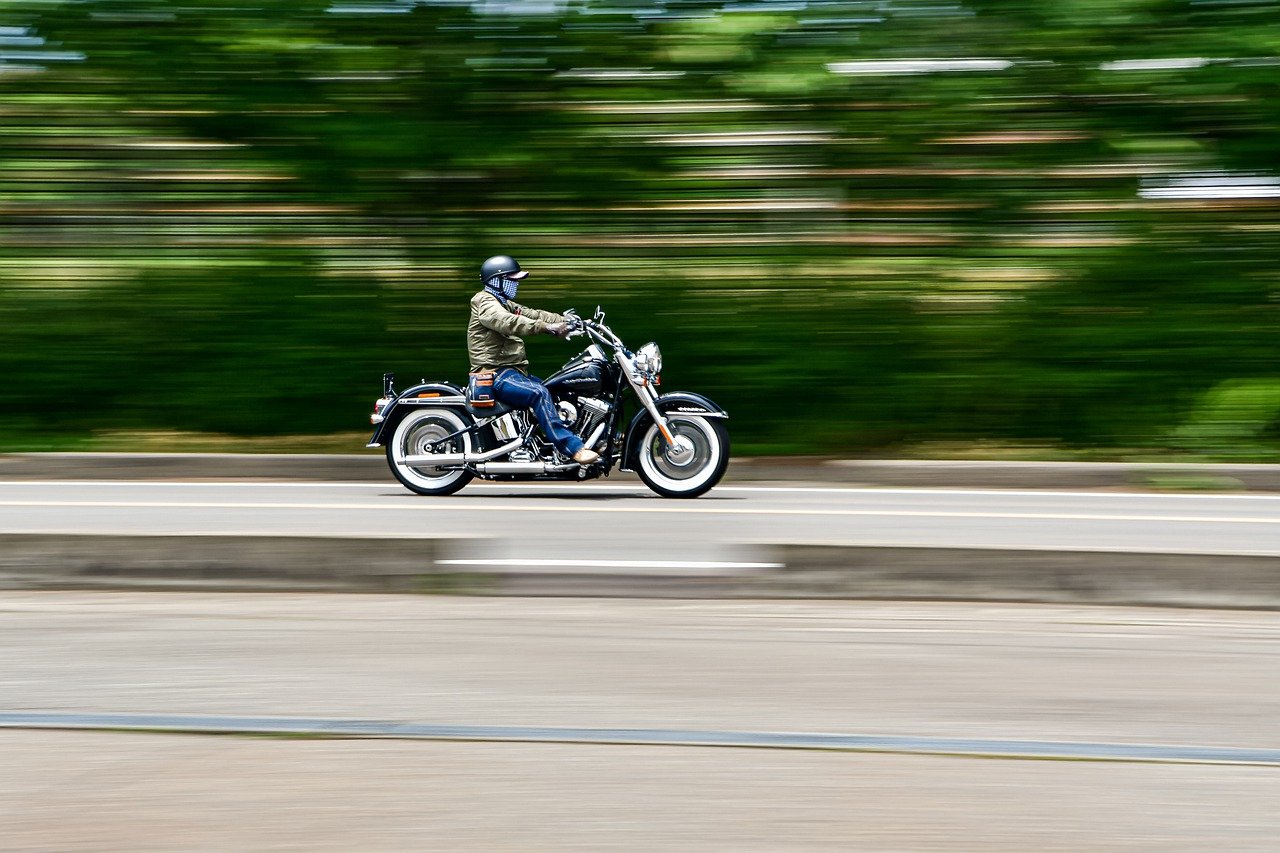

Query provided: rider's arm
[506,300,565,328]
[472,292,558,337]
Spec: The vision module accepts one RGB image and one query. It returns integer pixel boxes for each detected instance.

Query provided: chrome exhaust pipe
[402,435,524,468]
[583,422,607,451]
[475,462,578,475]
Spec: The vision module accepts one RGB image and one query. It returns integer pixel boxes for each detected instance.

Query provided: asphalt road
[1,480,1278,565]
[7,731,1279,851]
[6,593,1280,744]
[3,594,1280,850]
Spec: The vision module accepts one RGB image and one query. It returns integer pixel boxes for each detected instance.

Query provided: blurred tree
[0,0,1277,455]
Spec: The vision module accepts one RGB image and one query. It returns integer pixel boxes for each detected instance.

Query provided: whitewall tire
[387,408,474,496]
[636,414,729,498]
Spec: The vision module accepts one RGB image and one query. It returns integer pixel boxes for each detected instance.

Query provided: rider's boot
[572,448,600,465]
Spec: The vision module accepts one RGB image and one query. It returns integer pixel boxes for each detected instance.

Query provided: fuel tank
[545,354,608,397]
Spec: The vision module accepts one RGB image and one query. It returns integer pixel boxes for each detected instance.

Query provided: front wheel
[635,415,729,498]
[387,408,474,496]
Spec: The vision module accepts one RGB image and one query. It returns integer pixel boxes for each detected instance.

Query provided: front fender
[367,381,468,447]
[620,392,728,472]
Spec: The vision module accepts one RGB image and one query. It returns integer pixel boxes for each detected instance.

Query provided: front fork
[621,356,694,465]
[637,385,678,445]
[620,354,676,445]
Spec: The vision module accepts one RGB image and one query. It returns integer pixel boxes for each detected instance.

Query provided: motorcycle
[366,307,729,498]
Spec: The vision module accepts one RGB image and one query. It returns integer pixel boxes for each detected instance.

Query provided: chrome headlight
[635,342,662,376]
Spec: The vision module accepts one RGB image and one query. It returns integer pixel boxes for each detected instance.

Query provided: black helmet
[480,255,529,284]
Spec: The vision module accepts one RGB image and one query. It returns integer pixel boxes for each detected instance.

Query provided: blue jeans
[493,369,584,457]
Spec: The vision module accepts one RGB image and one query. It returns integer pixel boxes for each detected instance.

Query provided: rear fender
[620,392,727,472]
[367,382,469,447]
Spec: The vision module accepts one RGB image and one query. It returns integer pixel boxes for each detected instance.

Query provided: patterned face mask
[499,276,520,302]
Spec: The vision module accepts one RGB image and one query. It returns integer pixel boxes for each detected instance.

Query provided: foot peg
[572,448,600,465]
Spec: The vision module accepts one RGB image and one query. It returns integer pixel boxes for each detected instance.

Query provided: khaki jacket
[467,290,566,373]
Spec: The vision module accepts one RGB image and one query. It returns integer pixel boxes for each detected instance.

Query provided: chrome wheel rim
[646,417,716,483]
[405,418,456,475]
[392,410,469,488]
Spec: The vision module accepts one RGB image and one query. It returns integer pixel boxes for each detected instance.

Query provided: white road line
[737,539,1280,557]
[2,480,1279,501]
[1,498,1277,524]
[725,486,1280,500]
[0,528,464,539]
[437,559,783,570]
[0,479,401,484]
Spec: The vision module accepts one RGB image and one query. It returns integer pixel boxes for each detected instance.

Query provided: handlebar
[563,310,624,350]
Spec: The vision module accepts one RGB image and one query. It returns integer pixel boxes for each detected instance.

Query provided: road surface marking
[437,559,783,570]
[1,712,1277,766]
[1,498,1277,525]
[3,480,1280,501]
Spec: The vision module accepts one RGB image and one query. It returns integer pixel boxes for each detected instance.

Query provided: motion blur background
[1,0,1278,457]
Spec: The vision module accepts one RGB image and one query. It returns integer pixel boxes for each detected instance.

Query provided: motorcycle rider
[468,255,601,465]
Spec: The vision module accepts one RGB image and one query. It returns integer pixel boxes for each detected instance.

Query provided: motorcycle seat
[467,399,515,418]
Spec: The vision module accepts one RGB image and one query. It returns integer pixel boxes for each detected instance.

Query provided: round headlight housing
[635,342,662,377]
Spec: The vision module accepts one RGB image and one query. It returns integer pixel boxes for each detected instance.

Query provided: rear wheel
[387,408,474,496]
[635,414,729,498]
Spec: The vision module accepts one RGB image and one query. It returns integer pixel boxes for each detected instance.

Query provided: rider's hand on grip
[544,322,570,338]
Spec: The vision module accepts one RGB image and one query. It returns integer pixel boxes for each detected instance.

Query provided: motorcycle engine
[577,397,610,443]
[558,397,609,440]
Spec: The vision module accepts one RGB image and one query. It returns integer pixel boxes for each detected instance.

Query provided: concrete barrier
[3,452,1279,490]
[760,544,1280,609]
[2,533,1278,608]
[0,534,457,593]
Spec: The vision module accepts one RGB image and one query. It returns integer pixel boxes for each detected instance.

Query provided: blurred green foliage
[1,0,1278,455]
[1173,379,1280,460]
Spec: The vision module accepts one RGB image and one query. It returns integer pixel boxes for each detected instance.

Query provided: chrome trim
[402,433,523,467]
[580,396,610,415]
[475,461,578,475]
[664,435,697,466]
[583,422,607,451]
[634,342,662,377]
[674,410,727,418]
[401,395,466,405]
[492,413,520,441]
[366,442,382,449]
[619,351,673,444]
